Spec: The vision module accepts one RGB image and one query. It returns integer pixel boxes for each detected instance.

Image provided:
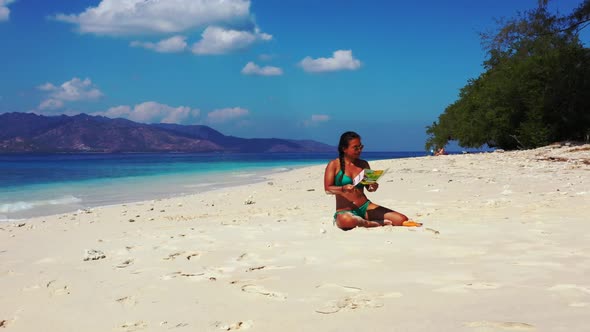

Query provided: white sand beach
[1,144,589,332]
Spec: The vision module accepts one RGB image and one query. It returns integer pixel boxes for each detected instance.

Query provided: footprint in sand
[315,294,385,314]
[215,320,253,331]
[196,266,236,281]
[46,280,70,296]
[315,283,362,293]
[116,259,134,268]
[119,321,147,331]
[464,321,535,331]
[163,251,201,261]
[246,265,266,272]
[83,249,106,261]
[116,296,138,307]
[240,284,286,300]
[236,252,267,263]
[236,253,295,271]
[314,284,401,314]
[160,321,189,328]
[163,251,184,260]
[245,265,295,272]
[186,252,200,260]
[160,271,205,280]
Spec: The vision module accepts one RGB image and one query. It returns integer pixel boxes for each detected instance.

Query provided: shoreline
[0,151,428,221]
[1,144,588,331]
[0,164,313,222]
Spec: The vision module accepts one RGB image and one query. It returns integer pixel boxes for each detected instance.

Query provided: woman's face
[344,138,363,158]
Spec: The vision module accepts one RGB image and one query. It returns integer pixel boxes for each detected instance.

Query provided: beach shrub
[426,0,590,150]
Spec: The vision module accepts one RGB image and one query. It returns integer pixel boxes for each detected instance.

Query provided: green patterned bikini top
[335,170,364,188]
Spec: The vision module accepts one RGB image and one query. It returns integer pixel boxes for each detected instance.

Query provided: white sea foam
[232,172,256,177]
[273,167,291,172]
[0,195,82,213]
[0,216,22,222]
[184,183,215,188]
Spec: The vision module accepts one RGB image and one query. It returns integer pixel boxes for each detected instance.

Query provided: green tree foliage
[426,0,590,150]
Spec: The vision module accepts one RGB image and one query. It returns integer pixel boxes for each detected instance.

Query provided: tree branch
[509,135,526,150]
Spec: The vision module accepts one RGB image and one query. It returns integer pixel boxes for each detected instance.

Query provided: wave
[272,167,292,172]
[0,195,82,213]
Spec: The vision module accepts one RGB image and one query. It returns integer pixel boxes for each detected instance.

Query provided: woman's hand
[342,184,355,193]
[366,183,379,192]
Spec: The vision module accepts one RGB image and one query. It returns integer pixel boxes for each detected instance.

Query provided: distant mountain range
[0,112,335,153]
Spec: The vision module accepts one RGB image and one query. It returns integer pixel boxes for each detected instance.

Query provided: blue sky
[0,0,588,151]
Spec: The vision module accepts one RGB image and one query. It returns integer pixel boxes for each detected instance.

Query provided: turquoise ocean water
[0,152,426,221]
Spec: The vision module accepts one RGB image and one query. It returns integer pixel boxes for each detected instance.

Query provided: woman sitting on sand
[323,131,422,230]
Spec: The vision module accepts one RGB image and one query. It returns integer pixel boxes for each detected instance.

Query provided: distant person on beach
[323,131,422,230]
[435,147,446,156]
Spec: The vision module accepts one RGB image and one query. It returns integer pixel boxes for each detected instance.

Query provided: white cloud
[50,78,102,101]
[38,83,57,91]
[37,78,103,111]
[303,114,330,127]
[131,35,187,53]
[54,0,251,36]
[207,107,248,123]
[241,62,282,76]
[102,105,132,119]
[299,50,361,73]
[39,99,65,111]
[101,102,201,124]
[0,0,15,22]
[52,0,272,56]
[191,26,271,55]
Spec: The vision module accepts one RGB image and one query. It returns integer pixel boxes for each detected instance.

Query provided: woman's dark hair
[338,131,360,183]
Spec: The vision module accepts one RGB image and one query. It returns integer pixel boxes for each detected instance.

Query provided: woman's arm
[324,160,348,195]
